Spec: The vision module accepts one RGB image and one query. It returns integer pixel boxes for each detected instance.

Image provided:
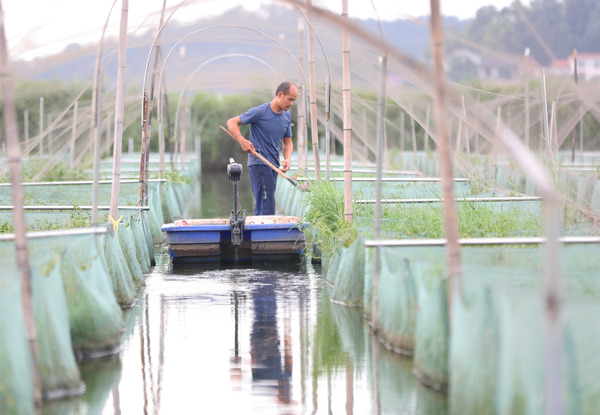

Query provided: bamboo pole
[541,69,551,157]
[306,0,321,179]
[424,104,430,154]
[92,2,116,226]
[461,95,471,160]
[371,55,387,332]
[138,92,149,207]
[0,1,41,404]
[69,102,78,168]
[400,111,405,153]
[430,0,462,320]
[524,48,531,148]
[410,104,418,172]
[39,97,44,157]
[571,49,578,162]
[109,0,129,223]
[550,100,557,157]
[24,110,29,142]
[143,0,167,206]
[325,76,331,178]
[455,118,462,153]
[91,68,103,226]
[342,0,352,223]
[297,19,305,172]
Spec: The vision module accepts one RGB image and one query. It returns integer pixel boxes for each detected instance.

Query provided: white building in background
[551,52,600,81]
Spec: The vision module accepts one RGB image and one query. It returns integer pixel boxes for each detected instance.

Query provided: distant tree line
[460,0,600,66]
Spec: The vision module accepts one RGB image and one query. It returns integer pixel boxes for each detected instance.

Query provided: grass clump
[164,169,191,184]
[354,201,543,239]
[302,179,358,258]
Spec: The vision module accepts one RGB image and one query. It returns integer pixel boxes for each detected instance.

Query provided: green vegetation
[164,169,191,184]
[355,200,542,239]
[0,209,109,233]
[1,160,88,183]
[303,179,545,257]
[302,179,359,258]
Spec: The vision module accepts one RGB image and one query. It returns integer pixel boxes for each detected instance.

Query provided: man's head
[273,81,298,112]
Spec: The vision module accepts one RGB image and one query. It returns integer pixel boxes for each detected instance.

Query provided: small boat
[161,215,306,264]
[161,158,307,265]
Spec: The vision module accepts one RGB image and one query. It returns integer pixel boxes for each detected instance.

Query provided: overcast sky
[3,0,528,60]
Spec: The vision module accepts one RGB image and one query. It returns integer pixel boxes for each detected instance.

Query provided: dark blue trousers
[248,164,278,215]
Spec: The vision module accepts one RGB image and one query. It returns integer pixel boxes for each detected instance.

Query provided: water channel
[41,171,448,414]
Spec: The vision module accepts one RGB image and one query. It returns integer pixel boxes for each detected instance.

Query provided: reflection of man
[250,273,291,404]
[226,82,298,215]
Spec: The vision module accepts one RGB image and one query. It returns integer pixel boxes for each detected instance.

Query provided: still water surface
[42,172,448,414]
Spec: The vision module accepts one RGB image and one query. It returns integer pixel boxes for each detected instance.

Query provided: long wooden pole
[571,49,578,162]
[109,0,129,223]
[92,1,117,226]
[342,0,353,223]
[69,102,78,168]
[297,19,306,172]
[430,0,461,319]
[524,49,531,149]
[0,1,41,404]
[371,55,387,330]
[306,0,321,179]
[144,0,167,206]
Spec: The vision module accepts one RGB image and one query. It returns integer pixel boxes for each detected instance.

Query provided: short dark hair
[275,81,295,96]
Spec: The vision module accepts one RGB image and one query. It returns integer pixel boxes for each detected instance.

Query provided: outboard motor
[227,158,246,246]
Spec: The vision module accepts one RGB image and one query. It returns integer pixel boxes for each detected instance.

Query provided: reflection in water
[49,249,447,414]
[249,272,292,404]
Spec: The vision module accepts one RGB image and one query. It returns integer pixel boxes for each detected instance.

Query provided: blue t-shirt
[239,103,292,167]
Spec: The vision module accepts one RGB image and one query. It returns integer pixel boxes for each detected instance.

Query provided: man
[226,81,298,215]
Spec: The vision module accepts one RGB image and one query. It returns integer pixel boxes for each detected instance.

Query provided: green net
[103,230,137,306]
[449,245,600,415]
[30,255,83,399]
[116,219,145,287]
[374,247,419,354]
[130,217,151,274]
[0,257,35,415]
[325,237,365,306]
[56,233,123,359]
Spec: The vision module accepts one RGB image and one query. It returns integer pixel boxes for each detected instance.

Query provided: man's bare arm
[281,136,293,172]
[226,116,255,153]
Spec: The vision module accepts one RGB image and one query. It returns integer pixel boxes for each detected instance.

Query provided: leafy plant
[302,179,358,259]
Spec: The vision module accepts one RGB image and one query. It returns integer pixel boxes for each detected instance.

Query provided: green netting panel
[343,180,474,200]
[30,256,82,399]
[147,188,164,243]
[58,234,123,358]
[376,247,418,353]
[103,231,136,306]
[150,182,165,226]
[162,182,182,223]
[495,290,545,415]
[0,182,143,206]
[576,174,596,207]
[0,208,142,232]
[326,237,365,306]
[275,177,292,212]
[291,189,308,217]
[130,217,151,273]
[116,222,145,287]
[412,249,449,390]
[0,258,35,415]
[590,180,600,215]
[449,245,600,415]
[322,245,342,285]
[140,213,156,266]
[450,270,499,414]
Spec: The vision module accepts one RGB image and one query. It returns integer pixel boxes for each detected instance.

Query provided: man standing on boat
[226,81,298,216]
